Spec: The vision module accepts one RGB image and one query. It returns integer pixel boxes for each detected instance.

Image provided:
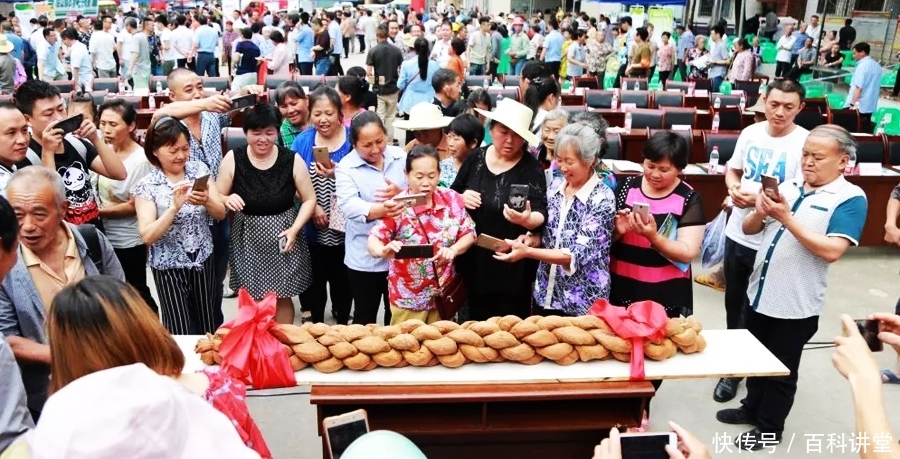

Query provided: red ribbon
[587,299,669,381]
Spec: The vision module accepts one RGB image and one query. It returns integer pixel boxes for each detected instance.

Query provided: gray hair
[543,108,570,126]
[8,166,67,209]
[695,35,707,46]
[809,124,857,162]
[555,123,602,164]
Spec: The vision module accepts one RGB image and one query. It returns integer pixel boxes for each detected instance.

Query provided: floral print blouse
[686,47,709,79]
[133,160,214,270]
[438,157,459,188]
[370,188,476,312]
[585,38,614,75]
[534,174,615,316]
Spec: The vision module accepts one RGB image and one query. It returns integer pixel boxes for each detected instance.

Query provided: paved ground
[192,54,900,458]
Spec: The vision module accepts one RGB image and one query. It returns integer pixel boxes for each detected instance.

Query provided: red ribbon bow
[587,299,669,380]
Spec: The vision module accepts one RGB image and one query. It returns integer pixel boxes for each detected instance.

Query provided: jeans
[741,306,818,434]
[711,75,724,93]
[163,60,177,75]
[469,63,485,76]
[196,52,217,77]
[342,36,352,58]
[210,220,230,326]
[357,35,366,53]
[314,58,331,76]
[723,237,757,330]
[346,268,390,325]
[298,62,313,75]
[513,59,526,76]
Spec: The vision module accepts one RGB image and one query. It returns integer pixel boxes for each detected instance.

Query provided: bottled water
[712,113,720,133]
[709,146,720,174]
[624,111,632,132]
[713,96,721,110]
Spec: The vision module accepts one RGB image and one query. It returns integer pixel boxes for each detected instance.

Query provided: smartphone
[396,193,427,207]
[619,432,677,459]
[230,94,257,111]
[761,174,780,201]
[395,244,434,259]
[313,146,331,166]
[324,409,370,459]
[632,202,651,220]
[475,234,510,252]
[508,184,529,211]
[856,319,883,352]
[192,174,211,192]
[55,114,84,135]
[278,235,288,253]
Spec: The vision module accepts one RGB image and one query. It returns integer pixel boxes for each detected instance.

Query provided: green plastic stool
[827,93,845,109]
[604,74,616,89]
[881,72,897,88]
[873,107,900,133]
[761,47,777,64]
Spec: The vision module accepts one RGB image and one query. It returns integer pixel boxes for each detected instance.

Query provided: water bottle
[624,111,632,132]
[712,113,720,133]
[156,81,163,94]
[148,94,156,110]
[877,118,886,135]
[497,93,503,102]
[709,146,720,174]
[714,96,721,110]
[688,82,695,96]
[610,90,619,111]
[739,95,746,111]
[118,79,126,94]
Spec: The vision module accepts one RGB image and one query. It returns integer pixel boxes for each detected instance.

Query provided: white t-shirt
[431,38,451,67]
[160,28,175,61]
[94,147,152,248]
[775,34,796,63]
[89,30,117,71]
[118,29,134,62]
[171,26,194,60]
[724,121,809,250]
[69,41,93,89]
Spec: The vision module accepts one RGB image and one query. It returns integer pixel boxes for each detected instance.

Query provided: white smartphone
[323,409,370,459]
[632,202,651,219]
[278,235,288,253]
[619,432,677,459]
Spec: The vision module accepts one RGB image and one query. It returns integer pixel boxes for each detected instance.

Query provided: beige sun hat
[746,95,767,114]
[0,35,13,54]
[394,102,454,131]
[474,97,539,146]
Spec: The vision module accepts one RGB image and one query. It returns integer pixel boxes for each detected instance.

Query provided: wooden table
[176,329,787,459]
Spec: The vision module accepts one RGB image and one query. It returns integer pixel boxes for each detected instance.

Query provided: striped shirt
[609,176,705,318]
[292,127,353,246]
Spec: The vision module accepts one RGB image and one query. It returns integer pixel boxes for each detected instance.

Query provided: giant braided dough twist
[194,315,706,373]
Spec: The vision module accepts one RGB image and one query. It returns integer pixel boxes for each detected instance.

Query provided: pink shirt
[268,43,292,78]
[656,43,675,72]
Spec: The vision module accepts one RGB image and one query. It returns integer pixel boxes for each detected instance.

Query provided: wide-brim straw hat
[394,102,454,131]
[0,36,13,54]
[746,95,766,114]
[474,98,539,146]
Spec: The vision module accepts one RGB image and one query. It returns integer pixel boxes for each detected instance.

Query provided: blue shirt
[543,29,563,62]
[397,58,440,113]
[334,145,408,272]
[293,126,353,246]
[5,33,22,62]
[791,32,808,53]
[846,55,883,114]
[676,30,694,60]
[296,25,314,63]
[329,20,343,55]
[707,39,729,79]
[193,25,218,53]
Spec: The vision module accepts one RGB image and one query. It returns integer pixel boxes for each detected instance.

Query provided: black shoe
[713,377,741,403]
[716,407,757,426]
[735,428,782,451]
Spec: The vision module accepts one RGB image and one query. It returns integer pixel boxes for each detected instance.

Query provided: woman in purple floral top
[496,123,615,316]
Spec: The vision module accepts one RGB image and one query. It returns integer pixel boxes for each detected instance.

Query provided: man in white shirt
[61,27,92,90]
[774,23,796,78]
[711,79,808,405]
[170,15,195,70]
[467,16,491,76]
[430,22,452,67]
[807,14,822,47]
[156,15,176,75]
[117,17,134,79]
[89,17,116,78]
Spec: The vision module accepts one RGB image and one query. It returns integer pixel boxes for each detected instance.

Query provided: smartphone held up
[324,409,370,459]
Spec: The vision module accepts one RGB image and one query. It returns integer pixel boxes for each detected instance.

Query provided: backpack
[75,223,104,273]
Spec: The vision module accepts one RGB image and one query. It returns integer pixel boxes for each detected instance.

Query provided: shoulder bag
[412,210,467,320]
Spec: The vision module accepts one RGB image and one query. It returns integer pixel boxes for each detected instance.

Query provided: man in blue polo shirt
[845,42,883,133]
[717,124,867,451]
[192,16,219,77]
[541,16,563,78]
[790,22,808,68]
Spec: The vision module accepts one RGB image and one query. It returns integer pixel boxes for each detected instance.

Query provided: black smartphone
[55,114,84,134]
[192,174,211,192]
[620,432,677,459]
[508,184,529,211]
[230,94,257,111]
[761,174,780,202]
[395,244,434,259]
[856,319,883,352]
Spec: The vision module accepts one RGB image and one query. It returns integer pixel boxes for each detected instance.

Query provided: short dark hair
[270,29,285,43]
[450,37,465,56]
[432,68,458,93]
[521,60,550,83]
[467,88,493,110]
[643,130,689,170]
[479,16,490,25]
[662,31,671,38]
[853,42,870,54]
[42,26,54,39]
[349,111,386,146]
[619,16,632,26]
[242,104,282,132]
[15,79,61,116]
[445,113,484,150]
[712,24,725,37]
[765,77,806,102]
[156,14,168,26]
[0,195,17,253]
[308,85,343,122]
[98,99,138,127]
[845,18,852,26]
[176,14,187,26]
[635,27,648,41]
[241,27,252,39]
[93,20,103,31]
[405,145,439,172]
[275,81,306,106]
[60,27,78,41]
[143,117,190,168]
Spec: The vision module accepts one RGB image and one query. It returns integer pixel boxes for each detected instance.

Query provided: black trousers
[861,112,874,133]
[775,61,792,78]
[343,36,352,58]
[893,66,900,96]
[614,62,628,89]
[327,54,344,76]
[741,306,818,434]
[298,62,313,75]
[658,70,671,84]
[546,61,560,77]
[346,268,390,325]
[468,291,533,321]
[723,237,757,330]
[358,35,366,53]
[114,244,158,314]
[298,244,353,324]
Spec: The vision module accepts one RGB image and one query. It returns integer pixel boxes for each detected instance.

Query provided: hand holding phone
[760,174,780,202]
[192,174,211,192]
[632,202,651,223]
[475,234,510,252]
[55,114,84,135]
[396,193,427,207]
[619,431,677,459]
[508,184,529,211]
[323,409,369,459]
[313,146,331,166]
[229,94,257,111]
[278,235,288,253]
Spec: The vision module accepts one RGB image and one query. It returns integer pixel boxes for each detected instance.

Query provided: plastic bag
[218,289,297,389]
[588,299,668,381]
[701,210,727,269]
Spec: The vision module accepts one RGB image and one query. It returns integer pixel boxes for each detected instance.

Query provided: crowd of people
[0,2,897,458]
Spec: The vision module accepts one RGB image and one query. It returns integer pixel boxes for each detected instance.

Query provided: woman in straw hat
[450,98,548,320]
[0,35,16,94]
[394,102,453,159]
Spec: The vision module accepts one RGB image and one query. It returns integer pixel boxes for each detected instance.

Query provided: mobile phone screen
[620,434,674,459]
[327,419,368,459]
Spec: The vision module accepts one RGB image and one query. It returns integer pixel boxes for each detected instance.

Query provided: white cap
[26,364,261,459]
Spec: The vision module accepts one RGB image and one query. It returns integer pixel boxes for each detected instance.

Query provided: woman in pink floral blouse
[656,32,676,84]
[368,146,476,325]
[728,38,755,83]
